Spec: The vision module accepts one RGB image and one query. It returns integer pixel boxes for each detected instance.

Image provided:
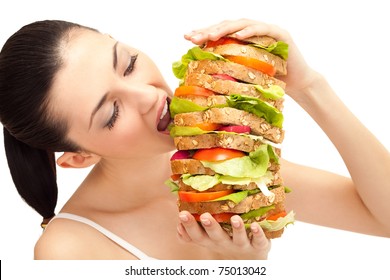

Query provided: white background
[1,0,389,278]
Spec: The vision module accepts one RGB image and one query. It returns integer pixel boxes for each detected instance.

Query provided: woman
[0,19,388,260]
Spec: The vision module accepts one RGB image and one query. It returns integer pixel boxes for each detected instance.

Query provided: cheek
[109,122,141,147]
[99,117,153,156]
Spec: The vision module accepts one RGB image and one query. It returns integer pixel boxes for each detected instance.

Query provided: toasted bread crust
[175,95,228,108]
[174,133,264,152]
[264,228,284,239]
[226,35,278,47]
[171,158,216,175]
[173,132,282,156]
[204,44,287,76]
[178,186,286,214]
[184,73,284,110]
[174,107,284,143]
[187,60,286,87]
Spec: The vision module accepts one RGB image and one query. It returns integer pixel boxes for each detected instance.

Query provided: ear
[57,152,101,169]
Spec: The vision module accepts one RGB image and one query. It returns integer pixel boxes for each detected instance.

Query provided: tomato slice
[170,150,192,160]
[224,55,276,77]
[170,174,181,181]
[218,125,251,134]
[211,74,237,81]
[192,213,235,223]
[174,85,214,97]
[178,190,234,202]
[193,147,246,162]
[205,37,245,48]
[267,211,287,221]
[194,123,222,131]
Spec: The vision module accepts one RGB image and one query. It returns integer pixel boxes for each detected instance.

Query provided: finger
[231,215,250,246]
[199,213,230,243]
[185,19,260,44]
[250,222,271,252]
[184,21,227,42]
[185,19,290,46]
[178,211,209,245]
[177,223,192,243]
[233,23,290,44]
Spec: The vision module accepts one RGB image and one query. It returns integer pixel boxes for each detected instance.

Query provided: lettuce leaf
[213,190,250,204]
[164,179,179,193]
[169,96,209,117]
[181,171,274,192]
[169,126,208,137]
[251,41,289,60]
[240,205,275,220]
[255,210,295,231]
[212,189,260,204]
[254,84,285,100]
[201,145,272,178]
[227,94,283,128]
[172,46,226,80]
[181,174,220,192]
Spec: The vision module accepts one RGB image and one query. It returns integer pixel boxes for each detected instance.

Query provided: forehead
[50,29,115,122]
[60,29,114,87]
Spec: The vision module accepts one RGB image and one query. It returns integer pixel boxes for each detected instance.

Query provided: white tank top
[51,212,156,260]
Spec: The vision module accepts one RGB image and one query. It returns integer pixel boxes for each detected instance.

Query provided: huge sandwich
[166,35,295,239]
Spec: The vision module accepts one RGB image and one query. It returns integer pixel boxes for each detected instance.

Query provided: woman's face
[50,28,174,159]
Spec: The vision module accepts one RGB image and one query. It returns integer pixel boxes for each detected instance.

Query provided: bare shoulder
[34,218,135,260]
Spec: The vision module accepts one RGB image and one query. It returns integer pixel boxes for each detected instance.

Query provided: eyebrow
[89,92,108,130]
[88,42,119,130]
[113,41,119,70]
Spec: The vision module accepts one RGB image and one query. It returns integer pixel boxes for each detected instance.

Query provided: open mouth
[157,97,172,132]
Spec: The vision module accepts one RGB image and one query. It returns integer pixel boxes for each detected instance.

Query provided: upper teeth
[160,101,168,120]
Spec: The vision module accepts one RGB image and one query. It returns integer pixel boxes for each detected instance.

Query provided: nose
[120,83,159,115]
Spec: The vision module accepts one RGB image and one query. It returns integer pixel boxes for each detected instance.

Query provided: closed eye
[106,101,119,130]
[124,54,138,76]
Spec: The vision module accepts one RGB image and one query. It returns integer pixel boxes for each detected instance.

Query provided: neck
[81,151,174,209]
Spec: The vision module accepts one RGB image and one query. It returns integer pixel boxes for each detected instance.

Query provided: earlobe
[57,152,101,169]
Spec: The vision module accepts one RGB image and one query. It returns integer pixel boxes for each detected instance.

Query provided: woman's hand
[177,211,270,260]
[184,18,320,101]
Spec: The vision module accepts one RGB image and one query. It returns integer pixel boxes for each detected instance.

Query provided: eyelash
[106,101,119,130]
[123,54,138,76]
[106,54,137,130]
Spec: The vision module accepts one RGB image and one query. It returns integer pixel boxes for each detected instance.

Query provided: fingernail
[179,213,189,222]
[177,225,183,235]
[235,30,246,36]
[191,34,203,41]
[233,31,247,39]
[200,217,211,226]
[185,31,195,37]
[231,218,240,229]
[251,223,260,234]
[209,31,218,37]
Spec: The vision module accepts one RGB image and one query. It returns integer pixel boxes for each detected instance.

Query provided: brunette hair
[0,20,93,223]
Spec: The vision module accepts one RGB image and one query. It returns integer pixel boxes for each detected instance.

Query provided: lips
[157,97,172,132]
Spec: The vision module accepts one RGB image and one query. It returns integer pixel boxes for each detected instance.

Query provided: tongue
[157,110,172,131]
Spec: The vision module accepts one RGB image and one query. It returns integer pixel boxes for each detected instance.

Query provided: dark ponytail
[3,128,57,220]
[0,20,94,225]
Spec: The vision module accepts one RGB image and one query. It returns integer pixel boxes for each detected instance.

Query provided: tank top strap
[52,212,155,260]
